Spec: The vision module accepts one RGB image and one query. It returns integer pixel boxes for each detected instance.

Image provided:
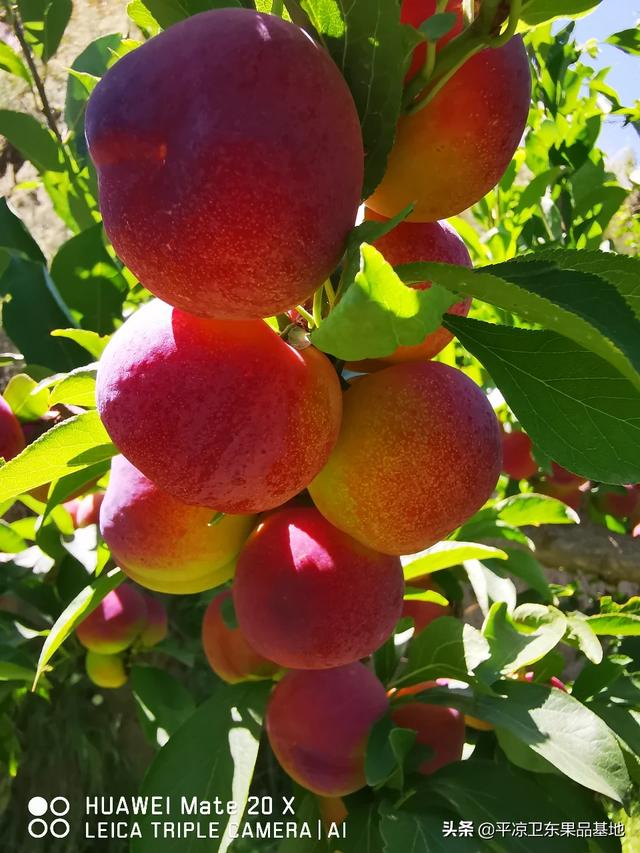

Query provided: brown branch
[523,523,640,585]
[482,523,640,585]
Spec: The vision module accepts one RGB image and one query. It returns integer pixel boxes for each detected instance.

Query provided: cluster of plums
[501,427,640,533]
[76,585,168,688]
[0,1,535,797]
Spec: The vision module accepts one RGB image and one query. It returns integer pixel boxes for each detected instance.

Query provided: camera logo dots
[27,797,71,839]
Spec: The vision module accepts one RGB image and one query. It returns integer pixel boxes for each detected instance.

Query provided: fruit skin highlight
[392,681,465,775]
[202,589,280,684]
[309,362,502,555]
[96,300,342,513]
[367,0,531,222]
[266,664,389,796]
[100,456,255,594]
[85,651,128,689]
[0,397,25,461]
[350,210,472,370]
[233,507,404,669]
[86,8,363,321]
[76,585,147,654]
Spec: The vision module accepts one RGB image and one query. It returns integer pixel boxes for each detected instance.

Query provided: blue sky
[570,0,639,158]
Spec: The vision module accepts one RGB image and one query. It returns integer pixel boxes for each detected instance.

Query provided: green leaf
[0,198,45,262]
[3,373,49,421]
[0,110,62,173]
[519,0,604,27]
[419,12,457,41]
[0,256,88,372]
[485,549,551,601]
[0,662,36,682]
[564,613,603,665]
[379,800,478,853]
[424,759,619,852]
[403,541,508,583]
[571,657,626,702]
[50,224,128,335]
[0,42,31,83]
[478,602,567,680]
[50,328,110,359]
[127,0,161,35]
[311,244,456,361]
[48,366,97,408]
[134,0,241,30]
[496,728,558,775]
[336,801,382,853]
[394,616,490,688]
[0,410,115,503]
[587,613,640,637]
[301,0,421,197]
[606,29,640,56]
[18,0,73,62]
[131,681,268,853]
[41,459,110,523]
[34,567,125,688]
[493,493,579,526]
[472,681,631,804]
[0,521,28,554]
[131,665,196,747]
[446,317,640,484]
[398,253,640,392]
[365,717,416,788]
[65,34,123,163]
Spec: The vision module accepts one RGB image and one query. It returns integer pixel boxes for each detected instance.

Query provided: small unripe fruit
[501,429,538,480]
[138,594,168,648]
[100,456,255,594]
[76,585,147,654]
[392,681,465,775]
[309,362,501,555]
[368,0,530,222]
[96,300,342,513]
[234,507,404,669]
[0,397,25,461]
[266,664,388,796]
[85,651,128,689]
[202,590,279,684]
[86,8,363,320]
[349,210,472,370]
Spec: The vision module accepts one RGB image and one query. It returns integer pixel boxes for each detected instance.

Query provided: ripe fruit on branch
[539,463,588,512]
[367,0,531,222]
[501,428,538,480]
[100,456,255,594]
[76,585,147,654]
[202,589,280,684]
[65,493,104,529]
[309,362,502,555]
[96,300,342,513]
[392,681,465,775]
[266,664,388,796]
[595,485,640,520]
[350,210,472,370]
[233,507,404,669]
[86,8,363,320]
[85,651,128,689]
[0,397,25,461]
[138,594,169,648]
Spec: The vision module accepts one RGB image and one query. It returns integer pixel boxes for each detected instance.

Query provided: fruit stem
[312,286,324,328]
[324,278,336,309]
[403,0,521,115]
[295,304,315,328]
[423,0,449,83]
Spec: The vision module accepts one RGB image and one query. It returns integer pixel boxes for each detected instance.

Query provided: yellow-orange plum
[309,362,501,555]
[202,590,280,684]
[85,651,128,689]
[100,456,255,594]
